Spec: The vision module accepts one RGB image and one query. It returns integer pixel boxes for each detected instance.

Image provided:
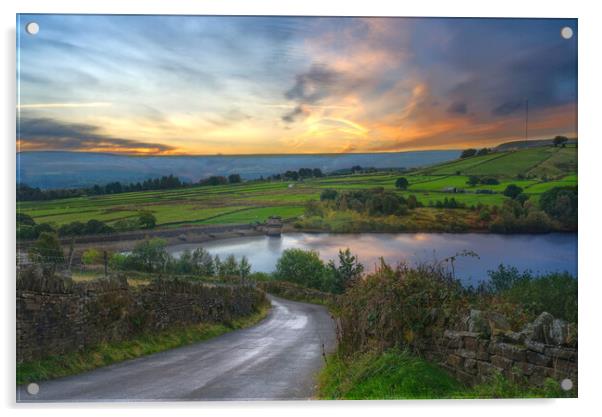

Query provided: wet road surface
[17,295,336,402]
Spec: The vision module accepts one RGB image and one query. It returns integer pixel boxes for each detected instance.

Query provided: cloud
[492,100,524,116]
[284,65,339,104]
[18,117,175,154]
[281,105,310,123]
[17,102,112,109]
[447,101,468,115]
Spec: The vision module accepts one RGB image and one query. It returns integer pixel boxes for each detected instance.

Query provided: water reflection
[167,233,577,286]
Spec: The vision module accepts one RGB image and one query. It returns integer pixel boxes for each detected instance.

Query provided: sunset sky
[17,15,577,155]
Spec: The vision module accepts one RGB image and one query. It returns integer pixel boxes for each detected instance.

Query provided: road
[17,296,336,402]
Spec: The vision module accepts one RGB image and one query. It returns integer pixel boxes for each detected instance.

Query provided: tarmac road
[17,295,336,402]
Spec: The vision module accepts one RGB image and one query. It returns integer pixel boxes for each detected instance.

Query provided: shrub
[337,260,467,353]
[138,212,157,229]
[503,184,523,199]
[17,212,36,226]
[460,149,477,158]
[81,249,102,265]
[320,189,338,201]
[274,248,329,291]
[326,249,364,294]
[28,232,64,273]
[486,265,577,322]
[539,186,577,227]
[395,177,409,190]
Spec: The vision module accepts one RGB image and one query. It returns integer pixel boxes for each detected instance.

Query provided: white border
[2,1,601,416]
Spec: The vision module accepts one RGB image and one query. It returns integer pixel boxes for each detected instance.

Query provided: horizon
[17,15,577,155]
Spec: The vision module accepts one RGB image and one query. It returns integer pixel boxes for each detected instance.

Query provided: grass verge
[318,349,574,399]
[17,303,270,385]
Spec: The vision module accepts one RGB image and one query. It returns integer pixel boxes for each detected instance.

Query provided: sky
[17,15,577,155]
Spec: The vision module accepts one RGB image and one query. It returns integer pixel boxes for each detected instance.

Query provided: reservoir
[167,233,577,286]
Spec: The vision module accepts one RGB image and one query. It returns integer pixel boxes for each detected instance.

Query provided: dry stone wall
[416,309,577,387]
[16,267,267,363]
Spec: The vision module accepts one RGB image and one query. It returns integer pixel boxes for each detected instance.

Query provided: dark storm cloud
[447,101,468,114]
[284,65,339,104]
[492,100,524,116]
[18,117,175,153]
[426,19,577,119]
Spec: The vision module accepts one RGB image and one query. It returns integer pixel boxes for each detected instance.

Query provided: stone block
[491,355,513,370]
[526,350,552,367]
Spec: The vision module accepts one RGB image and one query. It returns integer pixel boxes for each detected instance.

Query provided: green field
[17,145,577,229]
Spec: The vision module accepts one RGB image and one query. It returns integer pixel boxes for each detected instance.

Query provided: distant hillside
[495,138,577,151]
[17,150,460,189]
[420,144,576,179]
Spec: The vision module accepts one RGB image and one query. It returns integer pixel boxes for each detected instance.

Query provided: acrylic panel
[16,14,577,402]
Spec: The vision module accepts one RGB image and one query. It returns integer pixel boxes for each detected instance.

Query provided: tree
[17,212,36,226]
[274,248,328,290]
[503,184,524,200]
[515,193,530,206]
[320,189,338,201]
[553,136,569,147]
[228,174,242,183]
[539,186,577,226]
[327,248,364,294]
[467,176,480,186]
[395,177,409,190]
[476,148,491,156]
[81,249,102,265]
[29,232,64,273]
[460,148,477,158]
[131,238,169,272]
[138,212,157,229]
[218,254,239,277]
[239,256,251,282]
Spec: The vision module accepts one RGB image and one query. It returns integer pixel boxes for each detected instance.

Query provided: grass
[17,145,577,231]
[16,303,271,385]
[318,349,573,400]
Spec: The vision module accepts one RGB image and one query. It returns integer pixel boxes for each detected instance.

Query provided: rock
[502,331,525,344]
[457,349,477,359]
[464,358,478,374]
[178,234,187,241]
[490,342,526,361]
[467,309,490,336]
[447,354,464,368]
[525,340,546,353]
[526,350,552,367]
[491,355,513,370]
[549,319,569,345]
[526,312,554,343]
[488,311,511,335]
[545,347,577,362]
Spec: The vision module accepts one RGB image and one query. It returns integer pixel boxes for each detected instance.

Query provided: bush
[82,249,102,265]
[539,186,577,227]
[58,219,113,236]
[320,189,338,201]
[503,184,523,199]
[460,149,477,158]
[17,212,36,226]
[138,212,157,229]
[327,249,364,294]
[274,248,330,291]
[28,232,64,273]
[395,177,409,190]
[486,265,577,322]
[337,260,467,353]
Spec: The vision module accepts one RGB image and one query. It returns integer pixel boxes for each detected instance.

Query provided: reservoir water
[167,233,577,286]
